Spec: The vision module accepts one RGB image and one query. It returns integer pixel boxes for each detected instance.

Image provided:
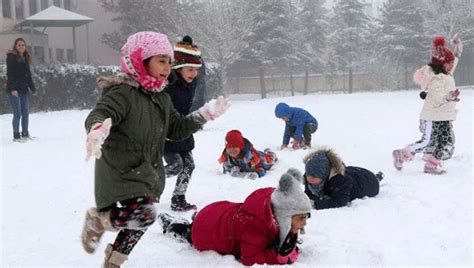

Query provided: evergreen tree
[329,0,372,93]
[377,0,428,89]
[241,0,293,98]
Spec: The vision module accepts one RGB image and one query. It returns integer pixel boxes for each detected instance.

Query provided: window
[2,0,12,18]
[29,0,37,15]
[56,48,64,62]
[15,0,24,19]
[53,0,59,7]
[34,46,45,63]
[63,0,70,10]
[66,49,74,62]
[40,0,47,10]
[49,47,53,62]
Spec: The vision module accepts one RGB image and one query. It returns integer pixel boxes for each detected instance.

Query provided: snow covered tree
[297,0,330,94]
[329,0,372,93]
[99,0,184,50]
[240,0,293,98]
[377,0,428,89]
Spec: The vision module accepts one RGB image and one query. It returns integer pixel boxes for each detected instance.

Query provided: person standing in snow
[218,129,277,179]
[393,37,462,174]
[5,38,36,142]
[157,168,312,265]
[163,35,203,212]
[303,147,383,210]
[274,102,318,150]
[80,31,230,267]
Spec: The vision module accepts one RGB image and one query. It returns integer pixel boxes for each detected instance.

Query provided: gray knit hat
[270,168,312,248]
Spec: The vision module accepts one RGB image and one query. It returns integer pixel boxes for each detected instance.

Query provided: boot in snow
[81,208,117,254]
[424,154,446,175]
[157,213,192,243]
[103,244,128,268]
[171,195,197,212]
[392,148,414,170]
[264,148,278,164]
[375,171,384,182]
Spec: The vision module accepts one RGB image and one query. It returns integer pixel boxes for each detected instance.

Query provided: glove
[445,89,460,102]
[280,144,288,150]
[85,118,112,161]
[198,96,231,121]
[244,172,259,180]
[419,91,427,100]
[291,139,301,150]
[452,37,463,58]
[230,166,243,177]
[276,233,299,264]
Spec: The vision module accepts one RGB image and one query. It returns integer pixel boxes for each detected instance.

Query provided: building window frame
[2,0,12,18]
[28,0,37,15]
[15,0,24,19]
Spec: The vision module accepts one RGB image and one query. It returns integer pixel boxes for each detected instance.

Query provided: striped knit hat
[173,35,202,69]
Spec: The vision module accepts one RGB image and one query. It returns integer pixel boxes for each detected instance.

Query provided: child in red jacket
[157,169,312,265]
[218,130,277,179]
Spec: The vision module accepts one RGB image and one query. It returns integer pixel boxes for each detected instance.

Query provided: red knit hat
[431,37,455,65]
[225,130,244,149]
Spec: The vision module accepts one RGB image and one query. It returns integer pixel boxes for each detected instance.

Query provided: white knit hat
[270,168,312,247]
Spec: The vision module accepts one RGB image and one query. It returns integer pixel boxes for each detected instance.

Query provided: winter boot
[157,213,192,243]
[81,208,117,254]
[375,171,384,182]
[424,154,446,175]
[12,132,23,143]
[21,131,33,140]
[103,244,128,268]
[171,195,197,212]
[422,153,432,161]
[264,148,278,164]
[392,147,414,171]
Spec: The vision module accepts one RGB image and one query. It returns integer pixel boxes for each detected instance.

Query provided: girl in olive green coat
[80,31,229,267]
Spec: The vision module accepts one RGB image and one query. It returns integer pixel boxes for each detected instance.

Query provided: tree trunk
[348,68,353,94]
[304,70,309,95]
[404,61,409,90]
[271,73,276,94]
[290,73,295,96]
[259,67,267,99]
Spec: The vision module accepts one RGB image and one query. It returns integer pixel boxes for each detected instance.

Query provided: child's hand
[245,172,259,180]
[230,166,243,177]
[280,144,288,150]
[86,118,112,161]
[198,96,231,121]
[445,89,460,102]
[291,140,301,150]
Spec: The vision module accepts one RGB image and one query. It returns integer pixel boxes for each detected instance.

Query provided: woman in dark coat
[303,147,384,210]
[5,38,36,142]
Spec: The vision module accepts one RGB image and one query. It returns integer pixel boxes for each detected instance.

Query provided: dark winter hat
[431,37,455,65]
[271,168,312,248]
[173,35,202,69]
[225,130,245,149]
[305,152,331,180]
[275,102,291,118]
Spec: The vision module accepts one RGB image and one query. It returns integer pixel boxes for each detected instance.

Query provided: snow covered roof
[18,6,93,27]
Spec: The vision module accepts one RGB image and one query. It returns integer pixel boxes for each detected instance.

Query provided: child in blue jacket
[274,102,318,150]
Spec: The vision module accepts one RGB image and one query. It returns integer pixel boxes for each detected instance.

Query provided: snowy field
[1,89,472,267]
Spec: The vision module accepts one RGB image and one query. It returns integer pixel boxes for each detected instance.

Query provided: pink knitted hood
[119,31,174,92]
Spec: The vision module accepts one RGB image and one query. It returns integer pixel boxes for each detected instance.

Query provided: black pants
[409,120,454,160]
[164,151,195,196]
[287,123,317,146]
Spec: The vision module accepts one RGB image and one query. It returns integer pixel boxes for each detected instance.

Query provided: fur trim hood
[96,73,139,91]
[303,147,345,178]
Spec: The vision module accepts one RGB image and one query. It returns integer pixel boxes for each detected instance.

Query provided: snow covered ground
[1,89,472,267]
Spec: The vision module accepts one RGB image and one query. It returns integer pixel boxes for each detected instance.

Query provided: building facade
[0,0,119,65]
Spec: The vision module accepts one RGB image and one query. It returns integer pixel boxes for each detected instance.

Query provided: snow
[1,89,472,267]
[25,5,93,21]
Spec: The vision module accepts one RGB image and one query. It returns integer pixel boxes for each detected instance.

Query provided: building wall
[0,0,119,65]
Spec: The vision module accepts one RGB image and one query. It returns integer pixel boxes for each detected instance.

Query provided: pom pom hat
[173,35,203,69]
[431,37,455,65]
[119,31,174,92]
[225,130,245,149]
[270,168,312,248]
